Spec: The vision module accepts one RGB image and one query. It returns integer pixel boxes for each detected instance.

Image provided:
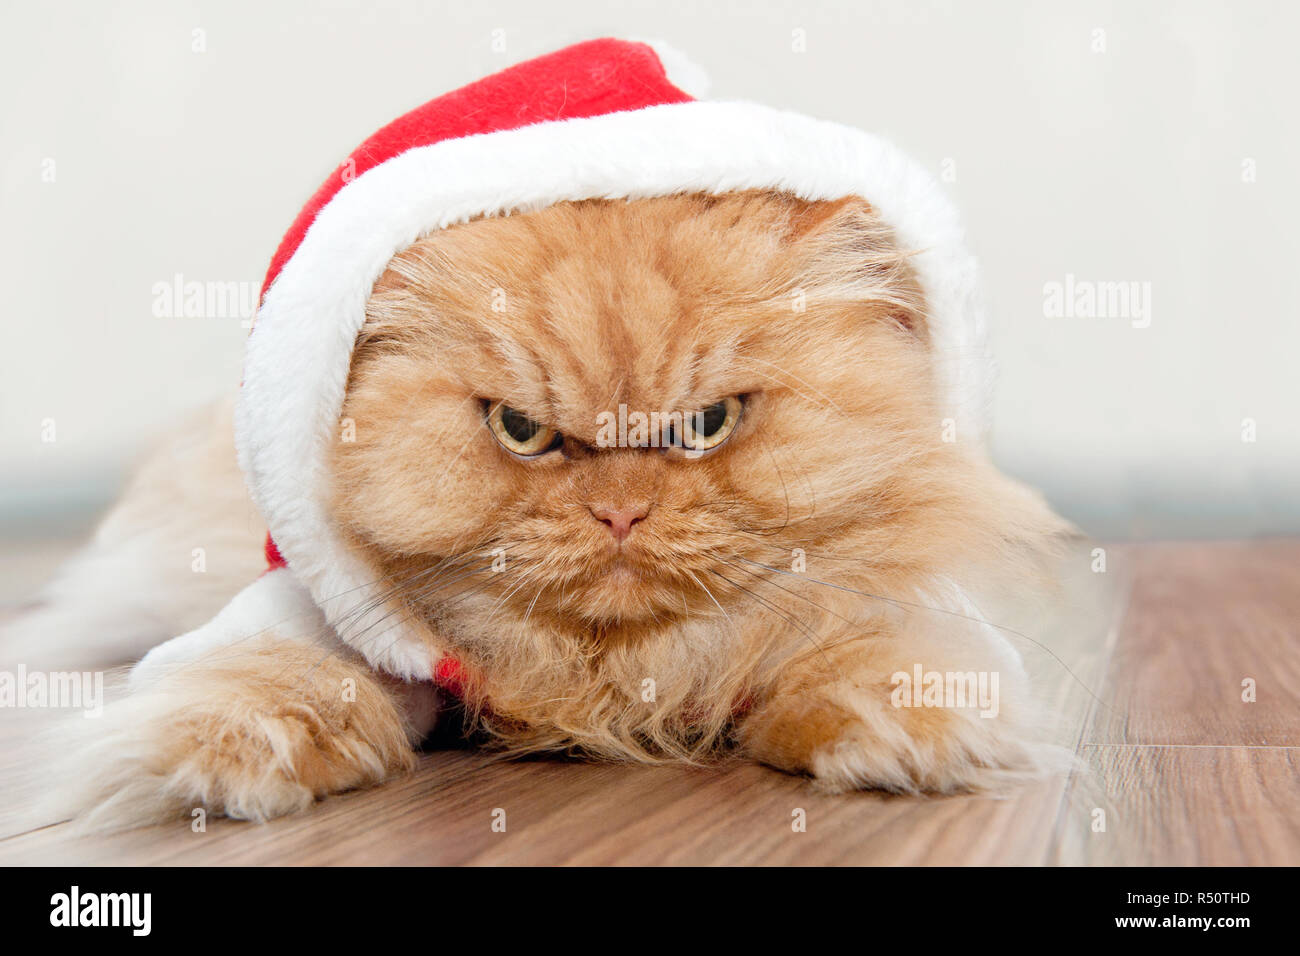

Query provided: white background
[2,0,1296,540]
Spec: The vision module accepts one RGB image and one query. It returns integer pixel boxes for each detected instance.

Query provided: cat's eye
[487,403,560,457]
[673,396,744,453]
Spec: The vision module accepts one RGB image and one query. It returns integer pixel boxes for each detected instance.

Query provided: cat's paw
[50,639,418,831]
[741,688,1046,794]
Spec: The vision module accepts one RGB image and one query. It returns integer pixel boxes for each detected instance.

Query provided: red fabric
[433,656,468,699]
[260,37,693,299]
[264,532,287,570]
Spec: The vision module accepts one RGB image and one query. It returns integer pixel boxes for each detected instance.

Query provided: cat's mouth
[545,543,736,625]
[602,556,646,583]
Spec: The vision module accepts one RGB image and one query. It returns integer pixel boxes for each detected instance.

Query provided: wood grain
[1088,539,1300,747]
[1058,539,1300,865]
[1067,745,1300,865]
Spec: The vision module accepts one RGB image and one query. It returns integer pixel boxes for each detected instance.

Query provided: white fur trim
[130,568,327,688]
[237,100,991,677]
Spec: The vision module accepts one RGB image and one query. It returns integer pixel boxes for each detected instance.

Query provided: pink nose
[589,504,649,543]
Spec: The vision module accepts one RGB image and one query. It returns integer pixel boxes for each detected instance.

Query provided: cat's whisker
[736,357,844,414]
[683,569,733,628]
[339,562,510,676]
[759,441,796,536]
[335,557,487,643]
[521,582,547,627]
[437,567,522,612]
[718,556,870,633]
[319,559,498,674]
[482,565,543,622]
[331,555,498,656]
[706,568,827,660]
[728,555,1110,708]
[327,553,479,638]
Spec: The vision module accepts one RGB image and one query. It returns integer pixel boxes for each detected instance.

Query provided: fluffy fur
[46,637,432,830]
[329,191,1064,771]
[10,191,1068,829]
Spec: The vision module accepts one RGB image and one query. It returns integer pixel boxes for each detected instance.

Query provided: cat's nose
[589,503,649,543]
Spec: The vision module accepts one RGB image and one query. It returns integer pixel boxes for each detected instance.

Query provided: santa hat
[141,38,992,684]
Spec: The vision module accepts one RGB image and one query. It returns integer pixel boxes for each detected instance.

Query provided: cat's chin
[553,558,694,627]
[603,556,644,581]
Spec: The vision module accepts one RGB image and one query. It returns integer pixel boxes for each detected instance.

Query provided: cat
[10,190,1069,829]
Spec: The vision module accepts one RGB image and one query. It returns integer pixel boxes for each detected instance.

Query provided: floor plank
[1071,745,1300,865]
[1088,540,1300,747]
[1056,539,1300,865]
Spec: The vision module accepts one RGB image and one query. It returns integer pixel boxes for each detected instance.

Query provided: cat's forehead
[411,199,797,417]
[360,191,902,434]
[474,278,767,437]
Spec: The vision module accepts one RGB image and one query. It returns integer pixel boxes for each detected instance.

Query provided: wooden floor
[0,540,1296,865]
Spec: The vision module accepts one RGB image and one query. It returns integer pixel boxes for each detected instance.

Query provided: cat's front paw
[741,686,1042,794]
[53,639,418,831]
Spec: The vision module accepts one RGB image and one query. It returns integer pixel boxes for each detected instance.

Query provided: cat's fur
[13,191,1069,829]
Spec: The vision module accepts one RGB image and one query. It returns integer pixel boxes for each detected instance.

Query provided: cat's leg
[48,570,437,831]
[740,592,1049,793]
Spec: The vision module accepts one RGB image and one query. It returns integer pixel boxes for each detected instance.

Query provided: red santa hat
[147,38,992,683]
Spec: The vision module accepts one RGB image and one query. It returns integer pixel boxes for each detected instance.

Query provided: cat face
[330,191,937,637]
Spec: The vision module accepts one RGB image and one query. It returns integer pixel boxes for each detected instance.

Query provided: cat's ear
[782,196,925,336]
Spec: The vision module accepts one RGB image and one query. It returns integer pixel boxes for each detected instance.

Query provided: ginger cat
[11,190,1069,829]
